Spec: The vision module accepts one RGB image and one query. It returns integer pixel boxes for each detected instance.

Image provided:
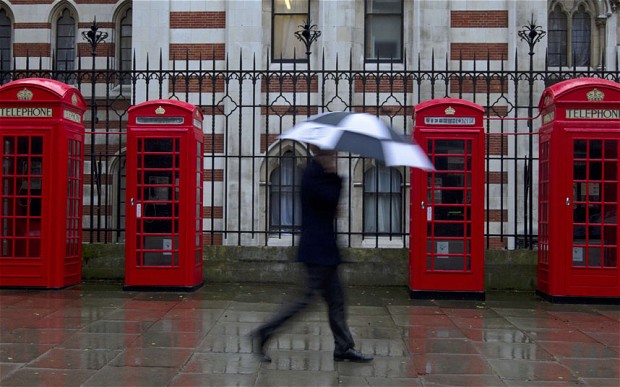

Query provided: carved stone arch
[570,0,599,15]
[112,0,132,25]
[0,3,15,22]
[48,0,79,25]
[351,157,382,186]
[260,140,309,182]
[548,0,570,14]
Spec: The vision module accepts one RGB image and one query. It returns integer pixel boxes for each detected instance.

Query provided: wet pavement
[0,282,618,387]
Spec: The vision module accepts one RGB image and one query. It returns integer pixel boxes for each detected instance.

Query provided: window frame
[548,4,568,67]
[362,163,403,236]
[364,0,404,63]
[271,0,310,63]
[117,6,132,85]
[547,1,595,68]
[268,150,303,234]
[0,7,11,76]
[571,4,591,67]
[54,7,77,73]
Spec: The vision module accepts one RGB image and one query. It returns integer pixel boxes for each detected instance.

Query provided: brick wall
[451,11,508,28]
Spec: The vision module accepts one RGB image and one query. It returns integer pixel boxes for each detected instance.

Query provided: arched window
[548,5,568,66]
[118,7,132,84]
[548,1,594,67]
[0,8,11,77]
[55,8,76,73]
[572,5,591,66]
[363,164,402,235]
[269,151,302,232]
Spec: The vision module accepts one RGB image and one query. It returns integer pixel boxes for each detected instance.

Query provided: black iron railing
[2,49,619,250]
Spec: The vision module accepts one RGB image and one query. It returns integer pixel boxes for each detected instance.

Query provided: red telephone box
[0,78,86,288]
[125,100,204,290]
[410,98,485,299]
[537,78,620,301]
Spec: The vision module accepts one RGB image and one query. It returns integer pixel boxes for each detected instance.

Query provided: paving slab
[0,282,618,386]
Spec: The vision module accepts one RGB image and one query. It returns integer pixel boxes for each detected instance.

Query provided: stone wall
[82,244,537,290]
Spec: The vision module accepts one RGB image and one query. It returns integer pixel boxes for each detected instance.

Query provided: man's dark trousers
[259,263,354,353]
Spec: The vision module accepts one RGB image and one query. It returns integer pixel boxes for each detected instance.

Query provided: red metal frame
[125,100,204,290]
[410,98,485,298]
[538,78,620,299]
[0,78,86,288]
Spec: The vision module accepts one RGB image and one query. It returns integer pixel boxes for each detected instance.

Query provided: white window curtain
[272,0,308,61]
[364,165,402,234]
[273,14,306,60]
[572,7,591,67]
[269,152,302,232]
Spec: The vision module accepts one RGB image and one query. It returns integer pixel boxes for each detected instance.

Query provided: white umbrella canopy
[279,112,435,171]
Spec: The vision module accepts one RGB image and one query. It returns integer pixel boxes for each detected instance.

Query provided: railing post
[518,14,546,249]
[295,19,321,118]
[82,17,108,243]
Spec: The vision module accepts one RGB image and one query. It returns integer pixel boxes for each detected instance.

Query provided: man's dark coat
[297,158,342,266]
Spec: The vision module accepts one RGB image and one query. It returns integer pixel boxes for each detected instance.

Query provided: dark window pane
[548,6,567,66]
[119,8,132,84]
[572,6,591,66]
[0,8,11,72]
[365,0,402,62]
[55,9,75,72]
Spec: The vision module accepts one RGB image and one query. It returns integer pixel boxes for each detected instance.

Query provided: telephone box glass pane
[572,139,618,268]
[1,135,43,258]
[66,139,82,259]
[135,138,180,267]
[425,139,472,272]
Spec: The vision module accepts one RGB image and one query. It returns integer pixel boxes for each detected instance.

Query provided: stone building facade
[1,0,619,251]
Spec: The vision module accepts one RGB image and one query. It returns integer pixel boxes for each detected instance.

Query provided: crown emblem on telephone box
[586,88,605,102]
[17,88,33,100]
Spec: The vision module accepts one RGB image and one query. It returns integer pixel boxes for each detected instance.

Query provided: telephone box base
[409,289,485,301]
[0,284,77,290]
[123,281,204,293]
[536,290,620,305]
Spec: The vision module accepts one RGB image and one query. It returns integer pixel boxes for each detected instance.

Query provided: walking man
[253,146,373,363]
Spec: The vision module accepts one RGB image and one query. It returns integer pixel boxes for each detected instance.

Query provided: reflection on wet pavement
[0,283,618,386]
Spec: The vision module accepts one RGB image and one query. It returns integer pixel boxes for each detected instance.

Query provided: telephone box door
[126,135,184,286]
[411,136,484,292]
[410,99,485,298]
[1,135,45,262]
[565,136,618,295]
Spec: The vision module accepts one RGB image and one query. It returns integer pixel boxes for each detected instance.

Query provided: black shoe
[334,348,373,363]
[250,328,272,362]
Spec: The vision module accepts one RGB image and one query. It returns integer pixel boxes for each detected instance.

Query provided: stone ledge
[81,244,537,290]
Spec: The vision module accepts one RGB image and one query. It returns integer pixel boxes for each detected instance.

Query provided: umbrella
[278,112,435,170]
